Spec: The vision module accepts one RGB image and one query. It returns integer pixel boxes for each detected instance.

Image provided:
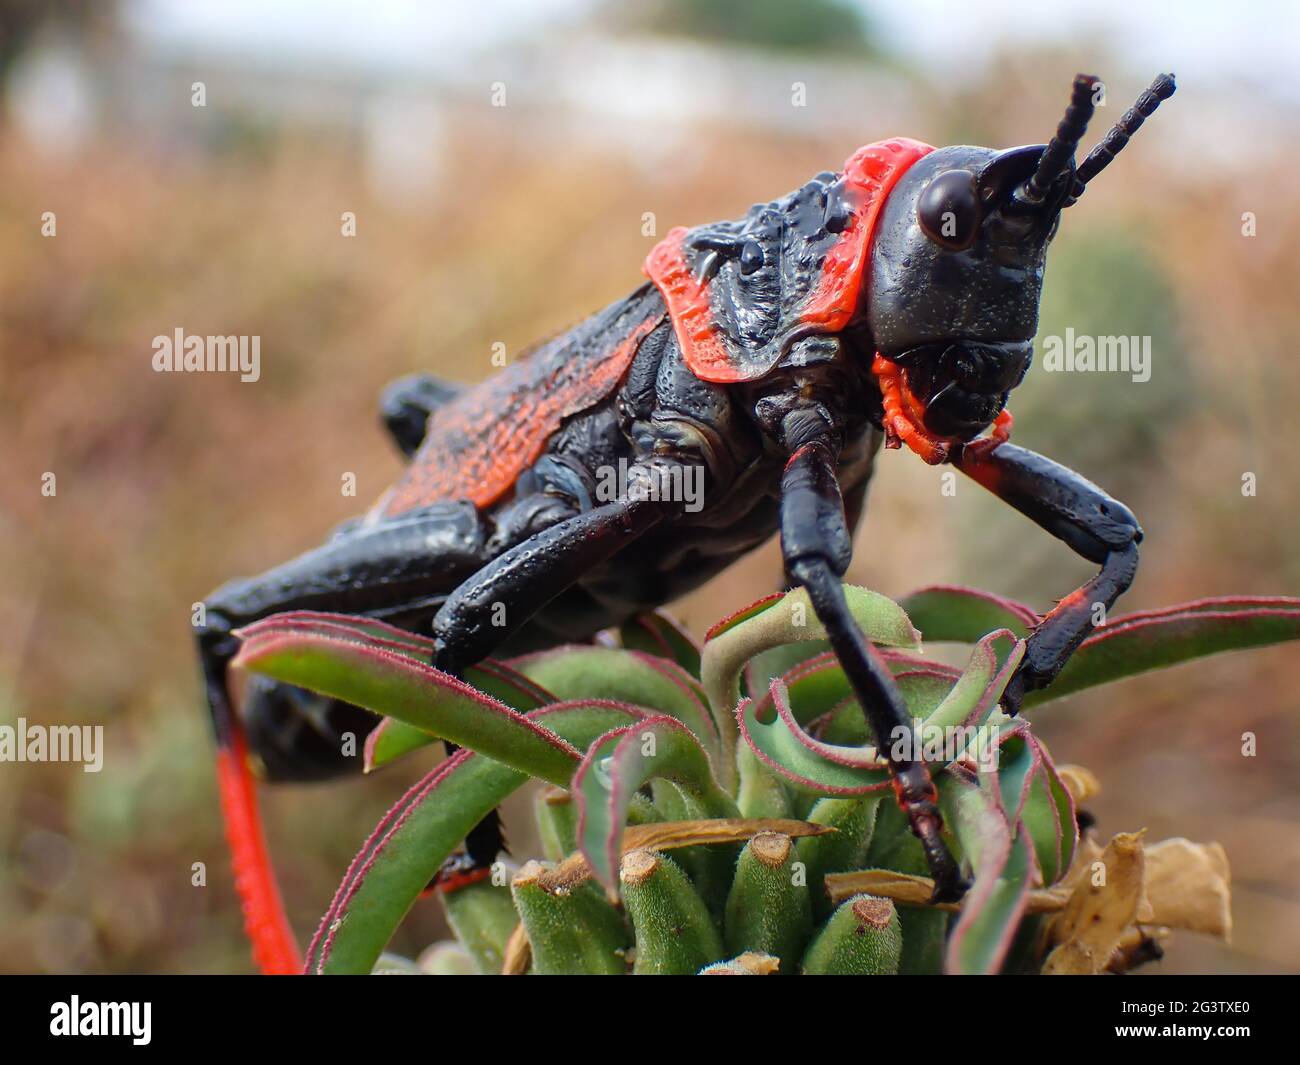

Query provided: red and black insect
[196,72,1175,973]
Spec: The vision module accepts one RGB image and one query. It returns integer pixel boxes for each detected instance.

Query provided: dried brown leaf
[501,922,530,976]
[1043,830,1147,975]
[700,952,781,975]
[1056,763,1101,805]
[1143,837,1232,940]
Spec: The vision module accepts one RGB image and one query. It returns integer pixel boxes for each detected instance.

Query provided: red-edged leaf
[738,680,890,796]
[738,631,1022,796]
[306,701,648,974]
[508,645,719,760]
[941,767,1032,975]
[572,715,737,893]
[618,610,702,678]
[701,586,920,783]
[234,615,576,786]
[1027,596,1300,706]
[363,658,555,771]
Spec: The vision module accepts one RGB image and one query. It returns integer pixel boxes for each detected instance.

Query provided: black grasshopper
[197,74,1176,946]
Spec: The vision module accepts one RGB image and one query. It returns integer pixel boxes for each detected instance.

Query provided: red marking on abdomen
[377,312,663,515]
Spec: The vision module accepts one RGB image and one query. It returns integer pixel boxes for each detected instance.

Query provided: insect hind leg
[240,674,379,782]
[195,501,494,964]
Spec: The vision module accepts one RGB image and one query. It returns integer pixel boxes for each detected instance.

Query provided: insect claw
[1000,670,1027,717]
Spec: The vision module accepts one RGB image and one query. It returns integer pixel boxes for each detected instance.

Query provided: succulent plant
[231,584,1299,975]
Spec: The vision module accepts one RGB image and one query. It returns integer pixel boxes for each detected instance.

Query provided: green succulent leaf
[1027,596,1300,706]
[362,660,554,771]
[796,795,882,921]
[362,720,435,771]
[305,701,647,975]
[701,586,921,780]
[234,614,577,786]
[900,585,1038,642]
[815,665,961,746]
[440,876,520,975]
[738,679,891,795]
[743,641,831,699]
[861,800,949,974]
[737,630,1023,796]
[618,610,702,678]
[1038,749,1078,878]
[222,614,510,771]
[534,788,579,863]
[735,743,794,819]
[941,769,1032,976]
[573,715,738,894]
[801,895,902,975]
[723,831,813,964]
[510,646,719,761]
[512,864,629,975]
[621,849,726,975]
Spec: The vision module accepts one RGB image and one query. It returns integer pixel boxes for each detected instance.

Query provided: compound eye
[917,169,980,251]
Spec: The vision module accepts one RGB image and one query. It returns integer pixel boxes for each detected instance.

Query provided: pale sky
[124,0,1300,104]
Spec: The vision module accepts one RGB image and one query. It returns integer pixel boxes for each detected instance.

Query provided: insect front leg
[779,425,970,904]
[954,441,1141,713]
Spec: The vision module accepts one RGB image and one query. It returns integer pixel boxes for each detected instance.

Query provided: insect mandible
[196,72,1176,972]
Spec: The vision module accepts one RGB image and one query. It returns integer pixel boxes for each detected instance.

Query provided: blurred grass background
[0,0,1297,973]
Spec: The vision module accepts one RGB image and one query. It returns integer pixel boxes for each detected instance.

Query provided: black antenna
[1016,73,1101,208]
[1065,73,1176,206]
